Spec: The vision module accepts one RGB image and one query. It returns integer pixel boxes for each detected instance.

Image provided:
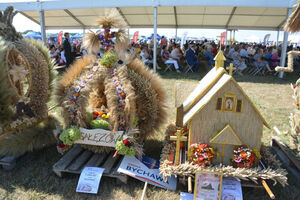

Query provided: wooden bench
[0,154,23,170]
[52,145,128,184]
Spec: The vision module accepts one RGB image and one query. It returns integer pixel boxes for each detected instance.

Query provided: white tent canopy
[0,0,297,30]
[0,0,297,76]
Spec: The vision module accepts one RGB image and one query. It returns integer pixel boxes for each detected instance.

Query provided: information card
[76,167,104,194]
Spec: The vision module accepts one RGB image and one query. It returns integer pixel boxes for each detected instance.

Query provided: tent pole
[229,30,232,45]
[279,8,292,79]
[276,30,280,47]
[233,30,235,43]
[39,10,46,44]
[153,6,157,73]
[175,28,178,39]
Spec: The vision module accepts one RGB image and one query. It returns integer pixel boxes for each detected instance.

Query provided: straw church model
[179,66,270,165]
[160,50,288,188]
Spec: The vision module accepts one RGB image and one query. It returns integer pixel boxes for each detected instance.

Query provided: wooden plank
[0,155,18,165]
[85,152,108,167]
[53,145,84,171]
[67,150,93,172]
[176,104,184,127]
[110,156,128,184]
[102,152,119,174]
[272,137,300,170]
[241,181,263,188]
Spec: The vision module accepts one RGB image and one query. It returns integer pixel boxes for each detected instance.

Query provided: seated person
[204,47,215,67]
[271,51,280,68]
[170,45,182,61]
[232,46,247,75]
[185,44,200,72]
[140,46,153,65]
[254,55,273,72]
[162,46,181,73]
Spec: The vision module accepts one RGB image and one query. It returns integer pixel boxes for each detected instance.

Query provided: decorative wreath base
[0,116,58,156]
[160,123,288,186]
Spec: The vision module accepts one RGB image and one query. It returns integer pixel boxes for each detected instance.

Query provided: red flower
[199,143,208,149]
[123,139,131,147]
[293,85,297,88]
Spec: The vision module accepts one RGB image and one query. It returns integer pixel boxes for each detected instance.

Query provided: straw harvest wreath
[275,0,300,155]
[0,6,57,156]
[55,11,167,155]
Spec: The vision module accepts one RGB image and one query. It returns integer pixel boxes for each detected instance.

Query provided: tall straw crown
[284,0,300,33]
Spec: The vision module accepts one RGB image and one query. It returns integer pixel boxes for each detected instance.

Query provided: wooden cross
[226,63,236,76]
[170,130,187,165]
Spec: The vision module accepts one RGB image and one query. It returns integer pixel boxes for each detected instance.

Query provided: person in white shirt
[162,46,181,73]
[247,45,256,56]
[140,46,153,65]
[170,45,182,61]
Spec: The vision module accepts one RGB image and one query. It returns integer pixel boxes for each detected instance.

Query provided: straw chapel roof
[182,67,270,129]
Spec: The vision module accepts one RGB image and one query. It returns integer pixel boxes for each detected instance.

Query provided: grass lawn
[1,70,300,200]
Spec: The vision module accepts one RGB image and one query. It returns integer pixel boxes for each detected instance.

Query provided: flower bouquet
[188,143,217,167]
[232,145,256,168]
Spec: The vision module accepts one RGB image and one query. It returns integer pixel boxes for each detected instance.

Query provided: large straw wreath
[0,6,57,156]
[55,11,167,153]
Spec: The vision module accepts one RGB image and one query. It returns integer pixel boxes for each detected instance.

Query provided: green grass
[1,71,300,200]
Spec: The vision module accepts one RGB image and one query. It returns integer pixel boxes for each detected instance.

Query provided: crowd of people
[48,32,85,68]
[131,38,300,75]
[47,33,300,75]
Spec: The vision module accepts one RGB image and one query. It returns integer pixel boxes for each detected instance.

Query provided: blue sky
[13,13,300,43]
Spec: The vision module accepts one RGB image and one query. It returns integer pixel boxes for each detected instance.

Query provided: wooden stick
[188,177,192,193]
[261,180,275,199]
[273,126,282,135]
[140,181,148,200]
[48,104,59,112]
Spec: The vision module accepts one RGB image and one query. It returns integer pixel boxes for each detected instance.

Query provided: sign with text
[221,177,243,200]
[74,128,122,147]
[194,171,223,200]
[76,167,104,194]
[118,156,177,190]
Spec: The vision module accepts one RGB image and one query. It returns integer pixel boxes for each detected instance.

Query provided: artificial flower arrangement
[114,135,136,157]
[188,143,218,167]
[232,145,257,168]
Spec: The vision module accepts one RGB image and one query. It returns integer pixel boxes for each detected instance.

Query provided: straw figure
[275,0,300,155]
[0,6,58,156]
[55,10,167,154]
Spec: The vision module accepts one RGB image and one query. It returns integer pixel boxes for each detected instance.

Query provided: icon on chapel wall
[224,97,234,111]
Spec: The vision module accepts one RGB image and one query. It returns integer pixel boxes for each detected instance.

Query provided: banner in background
[221,31,227,45]
[132,31,139,43]
[263,34,271,44]
[181,31,188,49]
[58,31,63,44]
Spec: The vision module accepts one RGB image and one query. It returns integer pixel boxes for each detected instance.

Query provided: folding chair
[184,61,194,73]
[164,63,174,72]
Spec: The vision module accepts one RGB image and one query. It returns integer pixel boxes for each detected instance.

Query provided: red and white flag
[132,31,139,43]
[58,31,63,44]
[221,31,226,45]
